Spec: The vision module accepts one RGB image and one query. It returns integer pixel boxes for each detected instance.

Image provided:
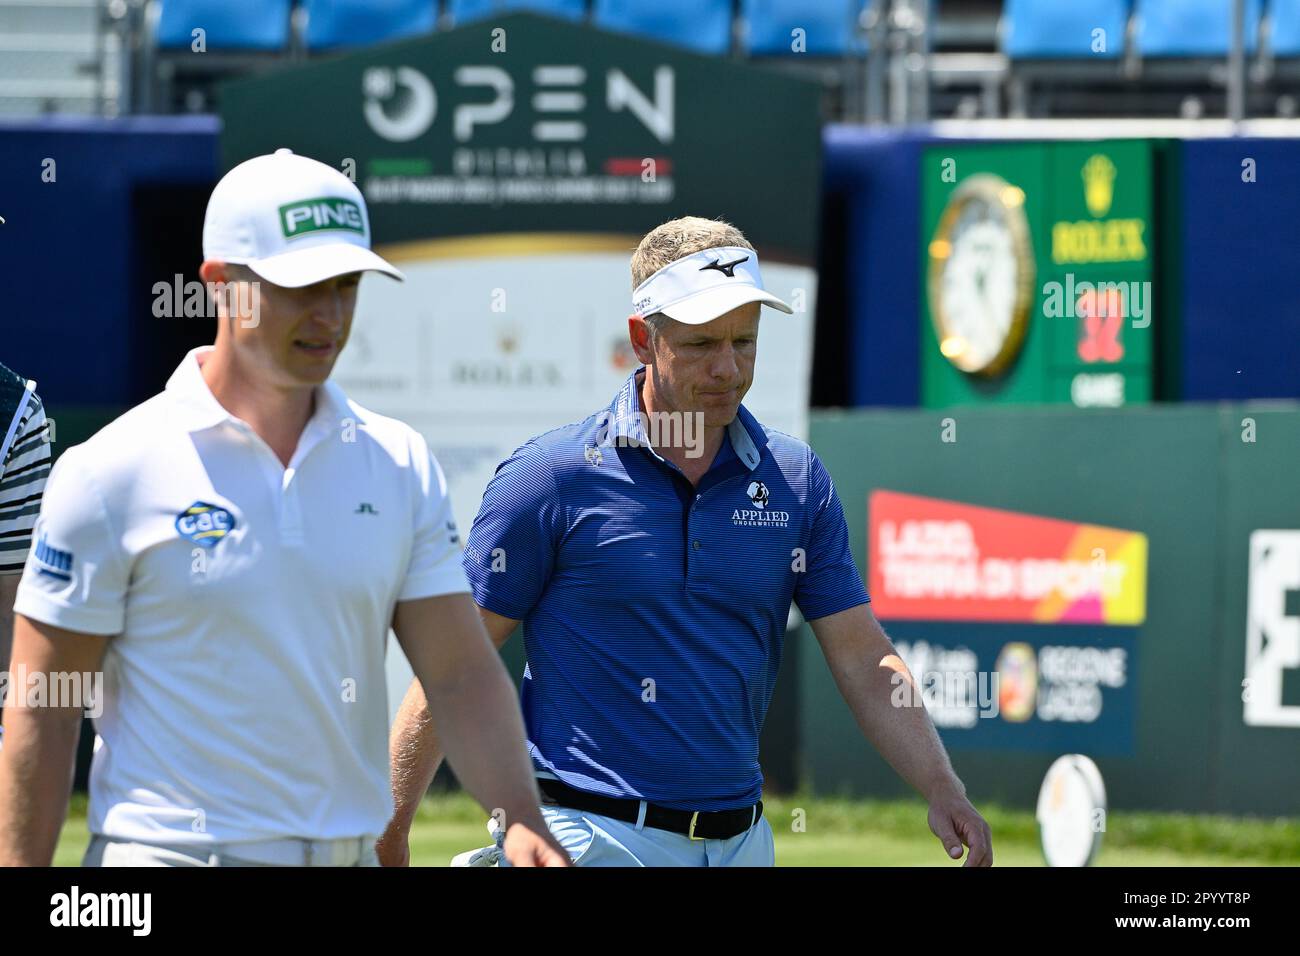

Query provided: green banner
[921,141,1157,408]
[219,12,823,259]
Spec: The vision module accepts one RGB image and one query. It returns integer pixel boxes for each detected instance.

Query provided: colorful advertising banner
[868,490,1148,625]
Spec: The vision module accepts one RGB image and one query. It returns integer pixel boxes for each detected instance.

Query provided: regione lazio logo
[175,502,236,549]
[733,481,789,529]
[279,198,366,240]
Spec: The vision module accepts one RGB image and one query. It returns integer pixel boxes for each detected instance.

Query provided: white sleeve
[13,446,129,635]
[397,432,470,603]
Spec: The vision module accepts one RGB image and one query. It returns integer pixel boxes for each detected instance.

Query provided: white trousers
[83,834,379,867]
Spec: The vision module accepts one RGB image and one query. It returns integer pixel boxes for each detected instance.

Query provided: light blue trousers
[528,804,775,867]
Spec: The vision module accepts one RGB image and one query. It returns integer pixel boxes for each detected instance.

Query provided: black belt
[538,778,762,841]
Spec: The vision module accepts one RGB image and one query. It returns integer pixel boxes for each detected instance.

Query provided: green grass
[54,791,1300,866]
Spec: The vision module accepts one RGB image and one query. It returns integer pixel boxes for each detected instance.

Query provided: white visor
[245,243,404,288]
[632,246,792,326]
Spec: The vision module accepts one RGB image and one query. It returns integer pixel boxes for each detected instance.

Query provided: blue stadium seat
[741,0,866,56]
[1003,0,1129,58]
[1270,0,1300,56]
[303,0,436,51]
[447,0,588,26]
[156,0,292,50]
[592,0,733,55]
[1135,0,1262,56]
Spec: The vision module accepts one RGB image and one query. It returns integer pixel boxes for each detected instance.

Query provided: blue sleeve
[462,440,561,621]
[793,450,871,622]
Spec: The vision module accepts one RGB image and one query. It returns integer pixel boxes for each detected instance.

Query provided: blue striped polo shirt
[463,367,870,811]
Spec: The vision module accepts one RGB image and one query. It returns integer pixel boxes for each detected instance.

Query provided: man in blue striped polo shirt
[380,217,991,867]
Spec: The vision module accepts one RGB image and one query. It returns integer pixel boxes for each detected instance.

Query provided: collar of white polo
[164,346,356,433]
[631,246,793,326]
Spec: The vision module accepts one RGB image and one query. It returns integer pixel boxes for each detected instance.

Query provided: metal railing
[0,0,131,116]
[1,0,1280,125]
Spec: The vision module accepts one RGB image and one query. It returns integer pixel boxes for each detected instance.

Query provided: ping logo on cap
[279,197,365,241]
[175,502,236,549]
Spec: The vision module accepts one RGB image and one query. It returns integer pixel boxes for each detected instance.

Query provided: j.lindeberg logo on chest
[732,481,791,528]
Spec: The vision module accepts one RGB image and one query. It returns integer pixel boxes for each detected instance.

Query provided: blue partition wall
[0,116,219,406]
[822,126,926,408]
[1175,139,1300,401]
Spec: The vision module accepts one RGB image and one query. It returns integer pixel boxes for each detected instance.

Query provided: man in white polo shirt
[0,149,567,867]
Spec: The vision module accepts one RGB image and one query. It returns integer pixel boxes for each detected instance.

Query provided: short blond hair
[630,216,753,289]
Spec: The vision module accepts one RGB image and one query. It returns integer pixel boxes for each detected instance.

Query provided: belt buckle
[688,811,704,841]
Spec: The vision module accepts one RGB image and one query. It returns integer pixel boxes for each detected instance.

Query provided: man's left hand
[927,788,993,867]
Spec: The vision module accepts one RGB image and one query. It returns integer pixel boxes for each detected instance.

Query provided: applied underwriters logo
[175,502,235,549]
[733,480,789,529]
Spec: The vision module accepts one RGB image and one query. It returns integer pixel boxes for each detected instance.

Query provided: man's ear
[198,260,228,285]
[629,315,655,365]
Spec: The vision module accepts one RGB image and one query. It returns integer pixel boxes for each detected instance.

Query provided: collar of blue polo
[600,366,766,471]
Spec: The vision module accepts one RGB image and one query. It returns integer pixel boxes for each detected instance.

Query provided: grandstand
[2,1,1298,120]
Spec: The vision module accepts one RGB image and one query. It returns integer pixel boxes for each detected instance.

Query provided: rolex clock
[927,174,1036,377]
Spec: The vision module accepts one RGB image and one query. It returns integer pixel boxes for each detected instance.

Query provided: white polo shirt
[14,347,468,845]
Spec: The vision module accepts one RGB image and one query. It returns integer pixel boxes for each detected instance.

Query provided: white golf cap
[202,148,403,288]
[631,246,792,326]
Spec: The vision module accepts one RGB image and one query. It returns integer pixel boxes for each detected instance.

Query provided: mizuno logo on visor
[699,255,750,278]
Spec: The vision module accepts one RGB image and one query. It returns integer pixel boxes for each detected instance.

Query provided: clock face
[928,175,1035,376]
